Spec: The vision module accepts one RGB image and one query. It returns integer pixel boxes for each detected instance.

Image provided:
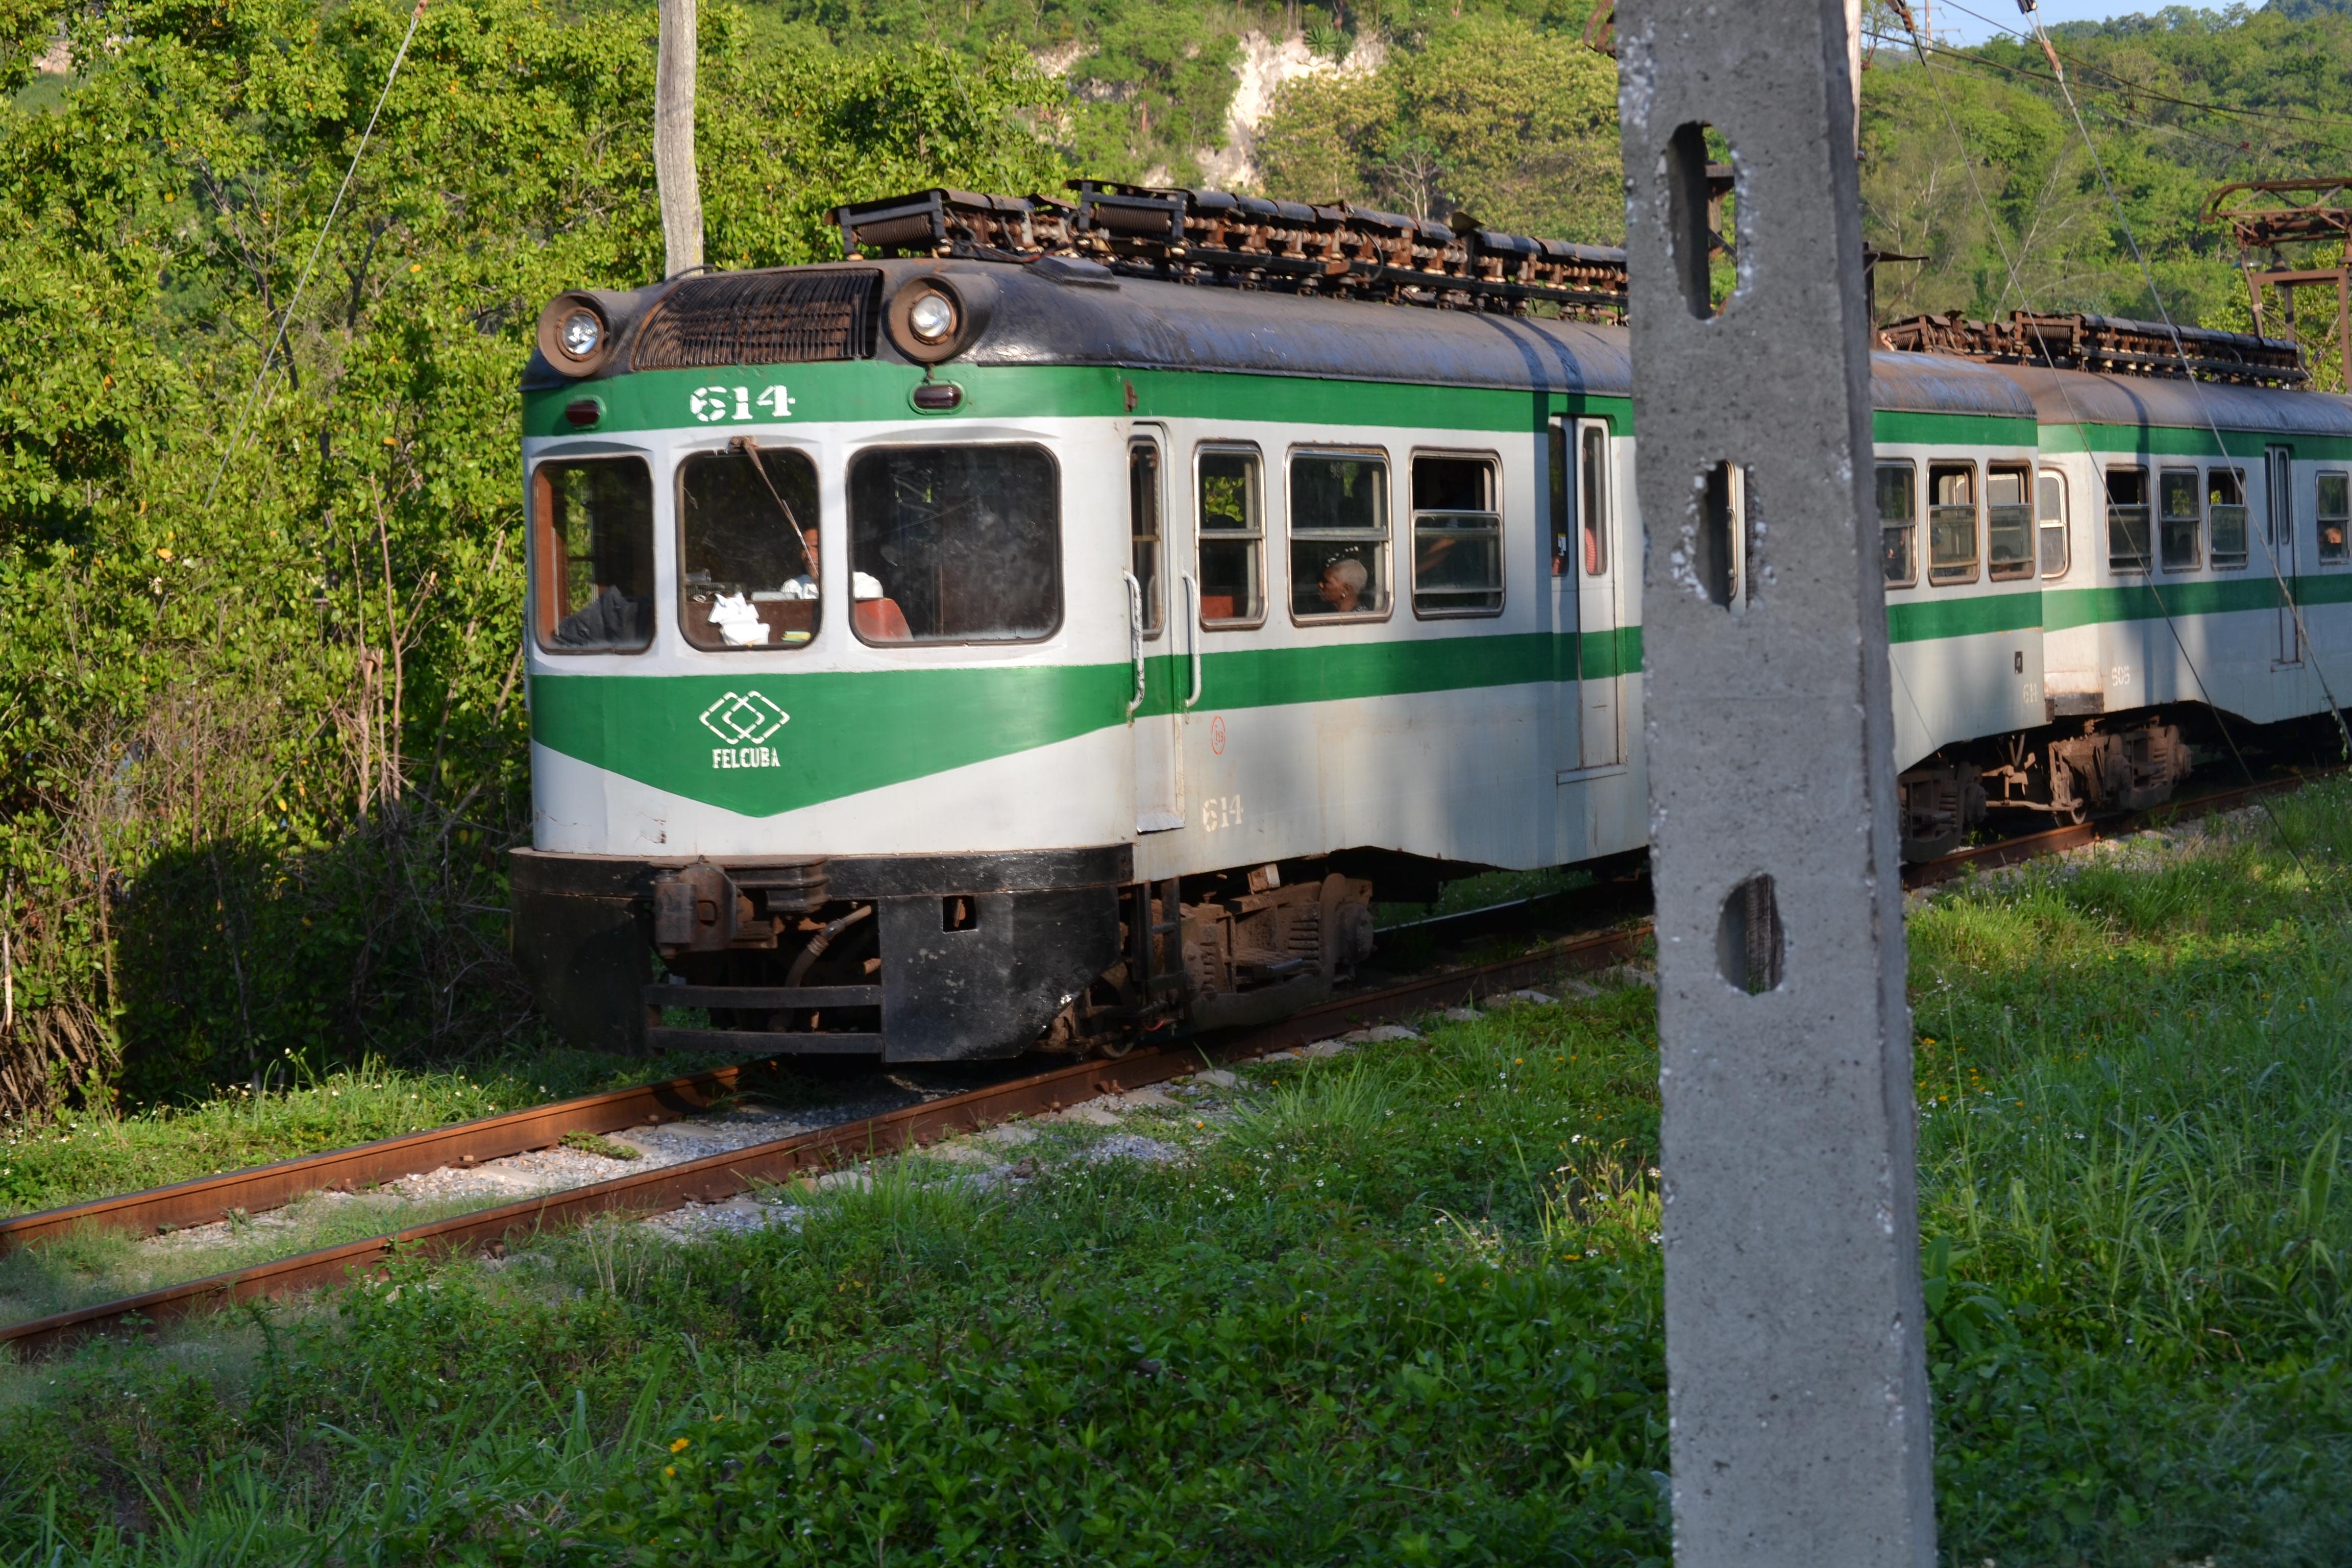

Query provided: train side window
[2106,467,2151,571]
[2037,470,2070,578]
[2209,468,2248,567]
[1290,450,1391,620]
[1196,446,1264,626]
[846,444,1061,644]
[1580,426,1609,576]
[2318,471,2350,562]
[1548,419,1572,577]
[533,455,655,653]
[2159,468,2202,572]
[1411,453,1503,616]
[1926,461,1978,585]
[1878,461,1917,585]
[678,446,820,650]
[1987,464,2034,581]
[1129,441,1163,635]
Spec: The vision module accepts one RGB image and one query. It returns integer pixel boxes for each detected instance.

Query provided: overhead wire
[1859,27,2350,164]
[1935,0,2352,136]
[1880,1,2343,870]
[202,0,432,507]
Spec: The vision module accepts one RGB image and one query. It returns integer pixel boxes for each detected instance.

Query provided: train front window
[1927,462,1978,585]
[2209,469,2248,566]
[846,445,1061,644]
[1878,461,1916,585]
[1411,454,1503,616]
[2038,470,2070,578]
[533,456,654,653]
[678,445,820,650]
[1197,447,1264,625]
[2159,468,2202,571]
[2106,468,2151,571]
[2318,471,2349,562]
[1290,451,1391,620]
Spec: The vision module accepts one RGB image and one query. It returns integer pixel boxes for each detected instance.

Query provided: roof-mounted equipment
[1879,309,2306,388]
[832,182,1629,320]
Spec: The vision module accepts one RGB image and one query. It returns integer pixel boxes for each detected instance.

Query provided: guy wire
[203,0,433,508]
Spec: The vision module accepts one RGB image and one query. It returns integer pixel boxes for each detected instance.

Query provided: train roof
[529,258,2340,437]
[1991,363,2352,443]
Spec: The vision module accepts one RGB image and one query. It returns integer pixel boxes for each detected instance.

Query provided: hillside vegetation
[5,0,2352,1116]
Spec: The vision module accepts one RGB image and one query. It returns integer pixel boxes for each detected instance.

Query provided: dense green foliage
[0,0,1062,1117]
[6,790,2352,1561]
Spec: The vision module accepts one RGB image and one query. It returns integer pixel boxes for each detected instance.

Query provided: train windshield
[679,446,820,649]
[533,456,654,653]
[847,445,1061,643]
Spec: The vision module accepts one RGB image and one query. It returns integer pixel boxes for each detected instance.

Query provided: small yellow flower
[665,1465,676,1478]
[670,1437,690,1454]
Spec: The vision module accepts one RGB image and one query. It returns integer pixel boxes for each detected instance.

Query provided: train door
[1574,419,1624,769]
[1128,430,1184,831]
[2268,445,2300,665]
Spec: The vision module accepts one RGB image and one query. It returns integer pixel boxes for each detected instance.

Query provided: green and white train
[510,188,2352,1060]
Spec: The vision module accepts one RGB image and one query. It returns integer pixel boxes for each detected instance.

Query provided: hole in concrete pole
[1663,122,1736,320]
[1716,875,1783,994]
[1696,460,1752,607]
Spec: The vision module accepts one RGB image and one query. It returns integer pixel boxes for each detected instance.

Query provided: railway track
[3,758,2332,1361]
[0,921,1651,1360]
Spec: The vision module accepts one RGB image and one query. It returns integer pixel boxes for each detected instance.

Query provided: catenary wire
[1884,2,2343,873]
[2007,1,2352,886]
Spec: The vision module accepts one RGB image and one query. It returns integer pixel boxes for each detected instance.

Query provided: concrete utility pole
[655,0,703,278]
[1612,1,1937,1564]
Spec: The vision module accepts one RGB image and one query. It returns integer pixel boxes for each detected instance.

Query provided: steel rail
[0,1065,768,1255]
[1,923,1651,1360]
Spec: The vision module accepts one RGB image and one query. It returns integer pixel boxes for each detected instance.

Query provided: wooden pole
[655,0,703,279]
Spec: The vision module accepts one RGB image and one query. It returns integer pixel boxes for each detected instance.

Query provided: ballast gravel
[141,1081,960,1259]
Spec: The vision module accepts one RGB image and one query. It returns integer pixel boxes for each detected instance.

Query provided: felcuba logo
[700,691,788,770]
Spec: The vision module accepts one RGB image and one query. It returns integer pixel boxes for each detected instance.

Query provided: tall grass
[3,791,2351,1562]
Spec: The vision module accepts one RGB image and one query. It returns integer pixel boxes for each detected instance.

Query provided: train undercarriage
[510,846,1381,1062]
[1895,708,2203,862]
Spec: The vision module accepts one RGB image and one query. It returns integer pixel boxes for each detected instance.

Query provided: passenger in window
[554,584,650,648]
[1317,556,1369,614]
[537,457,654,652]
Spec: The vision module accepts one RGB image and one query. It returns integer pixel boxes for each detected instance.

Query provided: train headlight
[558,308,602,358]
[905,290,957,344]
[535,291,616,377]
[887,277,984,364]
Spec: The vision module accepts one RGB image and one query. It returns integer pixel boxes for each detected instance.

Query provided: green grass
[0,1047,746,1221]
[2,787,2350,1563]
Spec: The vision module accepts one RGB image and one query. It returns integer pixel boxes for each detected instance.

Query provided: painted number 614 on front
[691,385,796,423]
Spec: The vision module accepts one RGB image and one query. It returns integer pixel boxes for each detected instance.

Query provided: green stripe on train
[526,362,2031,446]
[1883,571,2352,642]
[2038,423,2352,461]
[526,363,1635,438]
[533,631,1635,815]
